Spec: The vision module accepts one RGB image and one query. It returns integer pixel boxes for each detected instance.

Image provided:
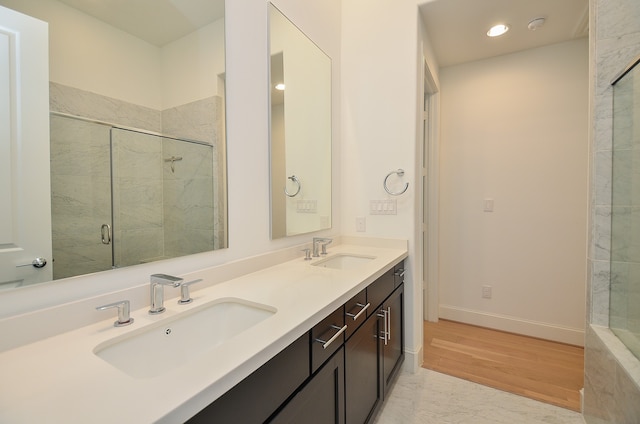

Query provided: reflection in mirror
[0,0,227,289]
[269,3,332,239]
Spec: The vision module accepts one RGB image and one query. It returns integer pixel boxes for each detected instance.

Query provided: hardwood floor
[422,319,584,412]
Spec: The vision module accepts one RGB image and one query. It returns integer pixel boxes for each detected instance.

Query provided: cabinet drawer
[311,305,346,373]
[366,267,395,315]
[344,289,368,339]
[393,261,405,287]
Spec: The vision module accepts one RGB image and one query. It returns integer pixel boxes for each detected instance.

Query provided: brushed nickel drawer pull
[346,302,370,321]
[378,309,389,345]
[315,324,347,349]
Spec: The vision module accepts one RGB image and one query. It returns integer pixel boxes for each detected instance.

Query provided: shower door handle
[101,224,112,245]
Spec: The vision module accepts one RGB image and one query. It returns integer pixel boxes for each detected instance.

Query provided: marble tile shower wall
[50,82,162,133]
[161,138,216,258]
[49,83,223,277]
[584,0,640,422]
[162,97,226,250]
[111,129,165,266]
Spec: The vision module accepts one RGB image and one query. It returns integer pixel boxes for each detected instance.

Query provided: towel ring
[383,169,409,196]
[284,175,301,197]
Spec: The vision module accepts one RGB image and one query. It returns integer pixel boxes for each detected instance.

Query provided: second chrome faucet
[149,274,183,314]
[312,237,333,257]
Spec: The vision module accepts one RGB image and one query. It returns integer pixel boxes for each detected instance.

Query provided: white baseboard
[403,345,423,373]
[439,305,585,347]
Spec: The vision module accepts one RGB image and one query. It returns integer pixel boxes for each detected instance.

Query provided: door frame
[421,58,440,322]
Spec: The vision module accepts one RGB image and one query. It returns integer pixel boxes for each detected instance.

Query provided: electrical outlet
[482,285,492,299]
[356,216,366,232]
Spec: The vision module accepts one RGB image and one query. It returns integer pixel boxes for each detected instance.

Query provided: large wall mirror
[0,0,227,289]
[269,3,331,239]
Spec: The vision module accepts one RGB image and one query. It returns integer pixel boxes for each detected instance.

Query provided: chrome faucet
[312,237,333,257]
[149,274,183,314]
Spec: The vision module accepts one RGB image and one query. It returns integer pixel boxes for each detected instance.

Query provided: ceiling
[57,0,224,47]
[419,0,589,68]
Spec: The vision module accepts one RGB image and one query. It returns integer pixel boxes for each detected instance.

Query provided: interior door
[0,5,52,288]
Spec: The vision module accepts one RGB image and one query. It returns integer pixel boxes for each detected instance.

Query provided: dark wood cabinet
[345,283,404,424]
[186,333,310,424]
[269,348,345,424]
[187,260,405,424]
[381,283,404,395]
[345,311,381,424]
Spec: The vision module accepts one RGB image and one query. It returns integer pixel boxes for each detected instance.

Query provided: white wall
[341,0,422,369]
[438,38,589,345]
[0,0,226,110]
[161,18,225,109]
[0,0,162,109]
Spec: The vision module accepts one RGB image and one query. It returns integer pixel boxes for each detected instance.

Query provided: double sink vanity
[0,237,407,423]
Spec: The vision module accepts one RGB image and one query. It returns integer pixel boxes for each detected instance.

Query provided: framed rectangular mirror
[0,0,227,289]
[268,3,332,239]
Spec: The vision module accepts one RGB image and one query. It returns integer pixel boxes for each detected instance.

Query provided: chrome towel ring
[284,175,301,197]
[384,169,409,196]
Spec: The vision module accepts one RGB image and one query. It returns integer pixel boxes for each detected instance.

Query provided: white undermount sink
[312,253,376,270]
[93,298,276,378]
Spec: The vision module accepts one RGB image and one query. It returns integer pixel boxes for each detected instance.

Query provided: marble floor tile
[373,369,585,424]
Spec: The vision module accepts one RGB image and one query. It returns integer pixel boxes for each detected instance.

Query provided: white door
[0,5,52,288]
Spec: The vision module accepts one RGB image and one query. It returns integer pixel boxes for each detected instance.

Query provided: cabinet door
[269,348,345,424]
[382,284,404,394]
[345,313,381,424]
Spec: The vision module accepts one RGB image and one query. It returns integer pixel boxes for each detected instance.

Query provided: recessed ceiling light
[487,24,509,37]
[275,83,285,91]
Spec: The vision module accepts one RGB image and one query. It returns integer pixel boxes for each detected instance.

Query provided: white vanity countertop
[0,239,407,423]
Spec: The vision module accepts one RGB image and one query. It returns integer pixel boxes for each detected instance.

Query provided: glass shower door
[110,128,165,267]
[610,60,640,360]
[50,115,113,279]
[110,128,215,268]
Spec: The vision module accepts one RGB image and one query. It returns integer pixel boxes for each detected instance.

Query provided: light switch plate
[370,199,397,215]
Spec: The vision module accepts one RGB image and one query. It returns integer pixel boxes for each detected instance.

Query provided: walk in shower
[50,114,218,280]
[610,57,640,360]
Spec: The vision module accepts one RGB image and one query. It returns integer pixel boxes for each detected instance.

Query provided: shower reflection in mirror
[50,114,223,279]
